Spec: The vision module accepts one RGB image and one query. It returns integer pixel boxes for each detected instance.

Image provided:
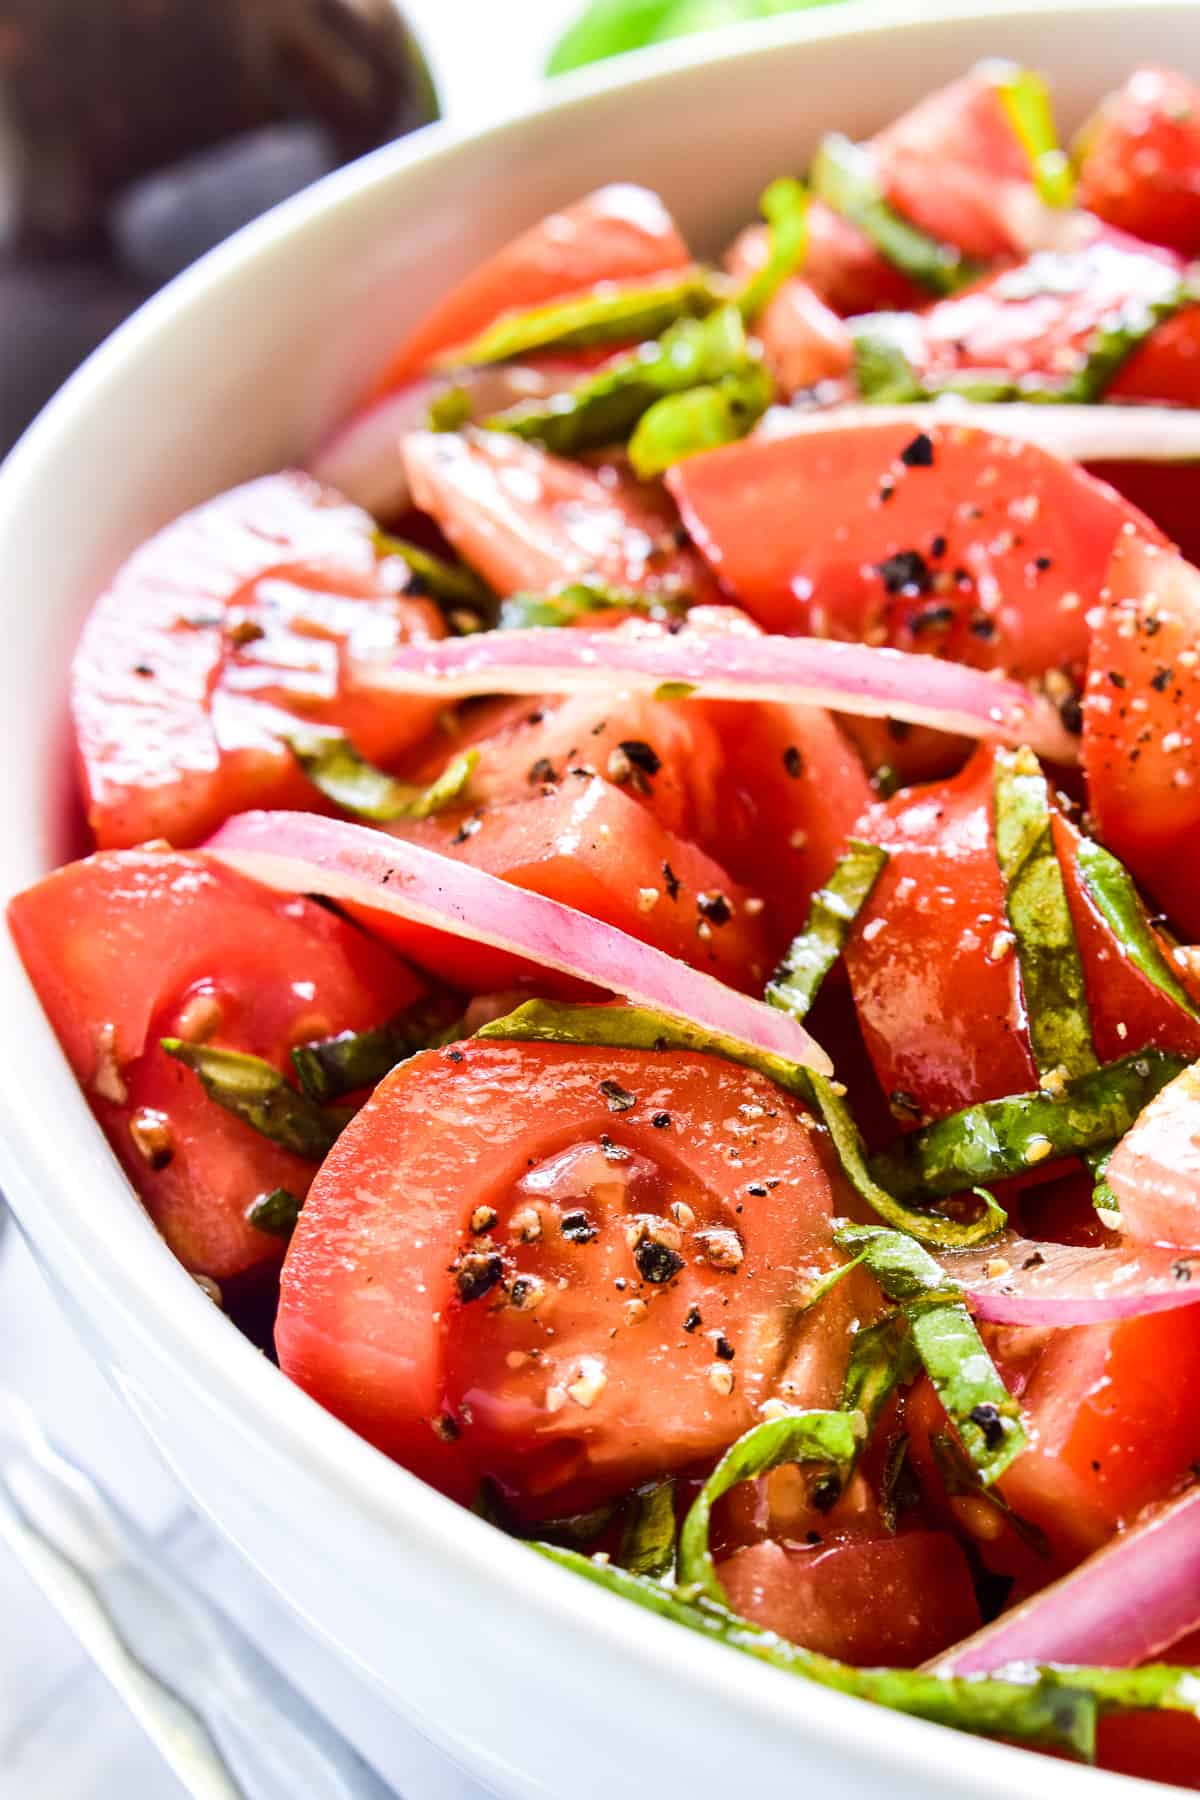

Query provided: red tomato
[843,746,1037,1121]
[870,66,1048,260]
[1076,66,1200,257]
[716,1532,980,1665]
[404,430,716,602]
[667,421,1158,681]
[71,472,445,850]
[880,240,1197,406]
[368,185,690,394]
[7,849,425,1277]
[1106,1062,1200,1248]
[803,200,923,317]
[1098,1713,1200,1788]
[1083,457,1200,567]
[725,225,853,395]
[366,774,772,995]
[997,1306,1200,1558]
[1082,533,1200,940]
[275,1035,850,1509]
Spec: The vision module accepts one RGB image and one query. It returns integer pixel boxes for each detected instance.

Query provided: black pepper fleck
[877,549,932,596]
[633,1237,685,1284]
[714,1335,735,1361]
[662,861,681,901]
[599,1077,637,1113]
[697,891,732,926]
[561,1210,598,1243]
[683,1305,702,1332]
[651,1111,672,1129]
[899,431,934,468]
[968,1402,1006,1450]
[782,745,804,779]
[456,1252,503,1302]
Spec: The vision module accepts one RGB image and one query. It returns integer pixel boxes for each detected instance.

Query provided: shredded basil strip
[286,730,477,824]
[810,134,979,296]
[870,1049,1188,1201]
[442,269,719,368]
[841,1313,920,1443]
[245,1186,303,1239]
[766,840,888,1021]
[373,530,494,613]
[291,995,464,1104]
[618,1479,677,1580]
[994,748,1096,1081]
[479,999,1005,1249]
[677,1411,864,1604]
[835,1224,1026,1483]
[851,316,928,403]
[930,1430,1051,1557]
[474,1479,616,1548]
[737,177,809,323]
[161,1040,348,1160]
[881,1433,919,1534]
[627,360,773,477]
[1074,834,1200,1020]
[983,59,1074,208]
[498,581,681,631]
[484,302,754,459]
[1085,1143,1121,1218]
[536,1544,1200,1758]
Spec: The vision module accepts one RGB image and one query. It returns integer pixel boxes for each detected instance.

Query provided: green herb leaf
[930,1430,1051,1556]
[994,748,1096,1080]
[474,1479,616,1547]
[498,581,680,631]
[479,999,1005,1248]
[373,531,494,613]
[870,1049,1188,1201]
[880,1433,919,1533]
[851,316,928,402]
[810,134,980,296]
[766,840,888,1021]
[427,386,474,432]
[677,1411,864,1602]
[161,1041,346,1161]
[627,359,773,476]
[736,177,809,323]
[286,730,477,824]
[545,0,846,77]
[1074,834,1200,1020]
[835,1224,1026,1483]
[245,1186,303,1239]
[984,59,1075,208]
[1084,1143,1121,1218]
[291,994,465,1104]
[442,270,718,368]
[618,1479,678,1579]
[841,1312,920,1438]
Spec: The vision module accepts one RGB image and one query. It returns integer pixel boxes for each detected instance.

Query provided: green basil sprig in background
[546,0,846,76]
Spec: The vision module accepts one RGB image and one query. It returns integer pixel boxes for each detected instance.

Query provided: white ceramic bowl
[2,5,1196,1794]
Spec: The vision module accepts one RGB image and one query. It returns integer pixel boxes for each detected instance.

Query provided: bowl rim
[0,3,1193,1792]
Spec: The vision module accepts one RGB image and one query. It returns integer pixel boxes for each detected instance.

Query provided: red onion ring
[352,629,1077,764]
[204,810,832,1075]
[950,1233,1200,1327]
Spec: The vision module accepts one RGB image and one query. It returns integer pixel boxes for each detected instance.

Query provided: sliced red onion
[758,400,1200,466]
[308,362,585,517]
[932,1486,1200,1673]
[204,810,832,1075]
[352,628,1078,763]
[949,1232,1200,1326]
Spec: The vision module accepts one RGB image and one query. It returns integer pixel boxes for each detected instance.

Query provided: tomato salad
[16,57,1200,1789]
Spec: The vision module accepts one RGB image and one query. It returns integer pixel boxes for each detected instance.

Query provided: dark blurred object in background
[0,0,439,455]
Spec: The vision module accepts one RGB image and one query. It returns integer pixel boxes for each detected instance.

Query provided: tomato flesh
[276,1036,850,1509]
[725,225,852,395]
[1106,1062,1200,1249]
[7,849,425,1276]
[1076,66,1200,257]
[71,472,445,849]
[803,200,923,317]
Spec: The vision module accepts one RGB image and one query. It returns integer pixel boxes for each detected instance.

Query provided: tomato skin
[1106,1062,1200,1249]
[1097,1713,1200,1788]
[716,1532,980,1666]
[804,200,923,317]
[1106,302,1200,405]
[276,1037,849,1510]
[667,421,1157,681]
[844,747,1037,1121]
[368,185,690,394]
[7,849,425,1276]
[404,429,715,602]
[1076,66,1200,257]
[1082,533,1200,940]
[725,226,853,394]
[71,472,445,850]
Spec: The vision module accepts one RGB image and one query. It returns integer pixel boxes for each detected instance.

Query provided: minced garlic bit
[984,1256,1012,1280]
[988,929,1015,962]
[744,896,765,916]
[509,1275,547,1313]
[128,1107,174,1170]
[1024,1135,1054,1165]
[505,1350,528,1369]
[510,1206,542,1243]
[92,1022,128,1105]
[567,1358,608,1409]
[1039,1065,1069,1099]
[470,1204,498,1234]
[708,1363,735,1397]
[694,1225,744,1271]
[624,1298,649,1326]
[789,828,808,850]
[173,991,224,1043]
[545,1384,568,1414]
[669,1200,696,1229]
[637,886,660,913]
[758,1397,796,1422]
[606,746,634,784]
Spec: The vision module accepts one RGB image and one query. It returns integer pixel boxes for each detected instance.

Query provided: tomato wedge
[844,746,1037,1121]
[725,226,852,395]
[7,848,425,1277]
[404,430,715,602]
[1106,303,1200,406]
[71,472,446,850]
[368,184,690,394]
[667,420,1158,682]
[802,200,923,317]
[1076,66,1200,257]
[1082,533,1200,940]
[1106,1062,1200,1249]
[275,1035,849,1509]
[716,1532,980,1665]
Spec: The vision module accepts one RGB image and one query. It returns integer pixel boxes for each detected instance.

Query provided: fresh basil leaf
[841,1312,919,1437]
[737,177,809,323]
[161,1041,346,1160]
[287,730,477,824]
[545,0,846,77]
[245,1186,303,1239]
[994,747,1096,1081]
[442,270,718,368]
[627,359,773,476]
[373,530,494,613]
[474,1478,616,1548]
[618,1479,678,1579]
[929,1429,1051,1556]
[851,315,928,402]
[811,134,979,296]
[835,1224,1026,1484]
[677,1411,864,1602]
[984,59,1074,208]
[1074,834,1200,1020]
[870,1050,1188,1201]
[291,995,465,1104]
[766,840,888,1021]
[498,581,681,631]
